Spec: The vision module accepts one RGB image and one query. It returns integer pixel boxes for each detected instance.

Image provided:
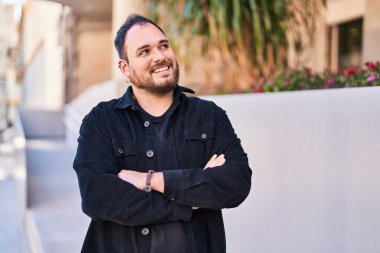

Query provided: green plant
[147,0,325,93]
[254,61,380,93]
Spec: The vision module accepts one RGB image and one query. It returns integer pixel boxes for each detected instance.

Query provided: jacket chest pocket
[184,124,215,168]
[112,140,138,170]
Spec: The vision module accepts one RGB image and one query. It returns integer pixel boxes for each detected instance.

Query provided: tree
[148,0,325,93]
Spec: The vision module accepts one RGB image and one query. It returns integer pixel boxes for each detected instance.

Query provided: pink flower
[255,85,264,93]
[346,67,356,75]
[365,62,376,70]
[326,79,334,86]
[367,74,376,83]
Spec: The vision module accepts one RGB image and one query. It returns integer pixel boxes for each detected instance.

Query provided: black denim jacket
[73,85,252,253]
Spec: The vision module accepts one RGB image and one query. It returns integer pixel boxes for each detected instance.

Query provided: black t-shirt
[137,102,187,253]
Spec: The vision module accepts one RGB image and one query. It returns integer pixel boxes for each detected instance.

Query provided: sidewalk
[15,109,88,253]
[0,109,30,253]
[26,139,88,253]
[0,142,30,253]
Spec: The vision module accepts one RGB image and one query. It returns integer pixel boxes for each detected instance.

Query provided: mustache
[149,60,174,72]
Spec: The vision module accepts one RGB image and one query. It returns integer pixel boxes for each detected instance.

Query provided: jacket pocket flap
[112,140,136,157]
[185,125,215,141]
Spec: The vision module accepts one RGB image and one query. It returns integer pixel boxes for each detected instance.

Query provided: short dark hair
[114,13,165,62]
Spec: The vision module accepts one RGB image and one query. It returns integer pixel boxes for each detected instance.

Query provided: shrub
[253,61,380,93]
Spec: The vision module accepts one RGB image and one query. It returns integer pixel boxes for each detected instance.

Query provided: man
[73,13,252,253]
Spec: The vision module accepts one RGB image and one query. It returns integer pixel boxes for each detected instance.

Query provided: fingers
[204,154,216,169]
[204,154,226,169]
[118,169,127,178]
[214,154,225,167]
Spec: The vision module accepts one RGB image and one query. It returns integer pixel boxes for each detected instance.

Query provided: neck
[132,87,174,117]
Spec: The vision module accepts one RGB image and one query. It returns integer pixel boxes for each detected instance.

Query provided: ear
[118,59,130,77]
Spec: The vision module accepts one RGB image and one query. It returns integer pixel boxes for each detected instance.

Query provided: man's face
[119,23,179,95]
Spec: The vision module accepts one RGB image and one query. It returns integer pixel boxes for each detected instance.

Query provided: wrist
[151,172,164,193]
[143,170,154,192]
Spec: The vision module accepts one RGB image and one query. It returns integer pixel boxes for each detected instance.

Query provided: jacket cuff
[163,169,184,202]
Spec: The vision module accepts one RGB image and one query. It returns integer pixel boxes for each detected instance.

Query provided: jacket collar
[114,85,195,109]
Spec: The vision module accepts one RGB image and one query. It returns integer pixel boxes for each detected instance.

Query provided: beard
[129,60,180,96]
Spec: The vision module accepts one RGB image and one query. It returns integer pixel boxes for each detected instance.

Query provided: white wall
[22,33,64,110]
[21,0,64,110]
[22,0,62,64]
[67,86,380,253]
[206,87,380,253]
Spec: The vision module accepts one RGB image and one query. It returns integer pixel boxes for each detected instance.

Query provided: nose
[152,48,165,62]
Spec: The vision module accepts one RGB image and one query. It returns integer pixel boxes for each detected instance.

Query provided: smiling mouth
[153,65,170,74]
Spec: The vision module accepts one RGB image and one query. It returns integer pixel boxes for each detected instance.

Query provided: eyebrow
[135,39,169,55]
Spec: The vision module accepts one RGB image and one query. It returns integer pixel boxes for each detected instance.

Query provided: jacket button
[141,227,149,235]
[144,121,150,127]
[201,133,207,139]
[118,148,124,154]
[146,150,154,158]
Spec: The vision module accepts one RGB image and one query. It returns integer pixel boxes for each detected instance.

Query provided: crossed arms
[73,104,251,226]
[118,154,226,194]
[118,154,226,210]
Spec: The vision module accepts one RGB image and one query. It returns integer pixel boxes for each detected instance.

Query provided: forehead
[124,23,167,51]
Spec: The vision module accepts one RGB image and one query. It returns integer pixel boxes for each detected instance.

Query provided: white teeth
[154,66,169,73]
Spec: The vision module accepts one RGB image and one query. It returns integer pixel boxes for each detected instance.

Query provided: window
[338,18,363,69]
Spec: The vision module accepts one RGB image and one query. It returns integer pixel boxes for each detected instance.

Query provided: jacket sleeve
[73,105,192,226]
[163,104,252,210]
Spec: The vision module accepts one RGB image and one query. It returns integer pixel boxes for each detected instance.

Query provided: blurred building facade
[0,2,19,131]
[17,0,145,109]
[19,0,64,110]
[13,0,380,111]
[290,0,380,72]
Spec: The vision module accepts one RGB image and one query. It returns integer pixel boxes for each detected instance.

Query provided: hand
[118,170,164,193]
[204,154,225,169]
[118,170,146,190]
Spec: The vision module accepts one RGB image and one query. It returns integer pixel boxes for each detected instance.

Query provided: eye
[160,43,169,50]
[139,49,150,56]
